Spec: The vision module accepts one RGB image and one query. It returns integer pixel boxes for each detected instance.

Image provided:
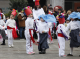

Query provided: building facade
[0,0,80,13]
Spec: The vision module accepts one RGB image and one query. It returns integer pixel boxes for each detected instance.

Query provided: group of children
[0,0,80,57]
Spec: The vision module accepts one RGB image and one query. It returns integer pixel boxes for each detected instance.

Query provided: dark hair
[75,18,80,21]
[43,6,47,12]
[58,8,63,13]
[34,5,41,10]
[0,8,3,12]
[77,7,80,9]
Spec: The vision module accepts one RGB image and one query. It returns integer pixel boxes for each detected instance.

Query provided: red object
[35,1,40,6]
[58,33,64,37]
[58,18,65,24]
[11,10,17,17]
[7,26,18,39]
[24,8,32,16]
[29,29,35,47]
[48,28,53,41]
[53,6,62,12]
[48,12,53,15]
[58,43,60,48]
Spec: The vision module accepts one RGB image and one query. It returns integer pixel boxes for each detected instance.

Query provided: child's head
[40,18,45,22]
[58,9,63,13]
[28,13,33,18]
[66,20,70,23]
[10,14,15,19]
[6,16,9,20]
[71,18,74,21]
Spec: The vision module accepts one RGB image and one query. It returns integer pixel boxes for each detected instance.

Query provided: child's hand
[42,31,45,33]
[34,41,38,45]
[3,28,5,30]
[79,34,80,36]
[36,31,39,33]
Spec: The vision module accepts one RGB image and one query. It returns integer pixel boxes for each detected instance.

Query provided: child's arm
[60,25,69,40]
[1,13,6,21]
[0,25,5,30]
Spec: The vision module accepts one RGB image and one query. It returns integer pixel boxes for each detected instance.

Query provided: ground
[0,39,80,59]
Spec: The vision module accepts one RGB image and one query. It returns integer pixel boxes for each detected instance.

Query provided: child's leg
[7,30,12,46]
[58,37,65,56]
[70,47,73,54]
[26,37,31,54]
[11,31,14,46]
[30,41,33,52]
[37,33,39,42]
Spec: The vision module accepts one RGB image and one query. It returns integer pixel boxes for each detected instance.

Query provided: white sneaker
[11,45,14,48]
[9,45,11,48]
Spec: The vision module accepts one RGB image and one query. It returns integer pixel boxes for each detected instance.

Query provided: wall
[0,0,10,13]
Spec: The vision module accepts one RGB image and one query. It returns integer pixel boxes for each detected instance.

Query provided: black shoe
[79,55,80,57]
[1,43,6,45]
[67,54,73,56]
[39,49,46,54]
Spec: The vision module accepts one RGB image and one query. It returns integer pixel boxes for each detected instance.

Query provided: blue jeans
[19,27,25,38]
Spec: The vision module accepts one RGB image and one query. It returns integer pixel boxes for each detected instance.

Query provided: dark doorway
[65,0,80,11]
[27,0,46,7]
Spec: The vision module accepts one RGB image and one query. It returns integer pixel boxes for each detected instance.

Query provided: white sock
[70,47,73,54]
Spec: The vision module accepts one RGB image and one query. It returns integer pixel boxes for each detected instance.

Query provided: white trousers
[7,29,14,46]
[57,37,65,56]
[25,30,33,53]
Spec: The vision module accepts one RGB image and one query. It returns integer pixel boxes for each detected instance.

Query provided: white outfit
[33,8,45,42]
[64,23,70,37]
[37,21,49,34]
[4,19,16,46]
[56,24,69,57]
[66,21,80,31]
[25,17,34,53]
[0,13,6,21]
[47,22,53,43]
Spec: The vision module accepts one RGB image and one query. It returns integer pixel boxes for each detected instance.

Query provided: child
[24,7,37,55]
[36,15,49,54]
[64,20,70,40]
[0,12,7,45]
[47,22,53,44]
[66,12,80,56]
[56,11,69,57]
[4,14,17,48]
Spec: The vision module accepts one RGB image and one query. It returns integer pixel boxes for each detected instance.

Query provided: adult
[65,10,72,20]
[53,7,59,39]
[33,0,45,42]
[18,9,26,39]
[76,7,80,12]
[0,8,7,45]
[47,4,52,11]
[43,5,48,14]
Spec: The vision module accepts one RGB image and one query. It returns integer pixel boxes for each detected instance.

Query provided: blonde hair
[65,10,71,16]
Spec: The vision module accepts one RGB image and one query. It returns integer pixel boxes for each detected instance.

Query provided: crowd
[0,0,80,57]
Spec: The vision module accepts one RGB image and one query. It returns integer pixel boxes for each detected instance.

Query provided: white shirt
[37,21,49,33]
[0,25,4,29]
[66,21,80,31]
[4,19,16,28]
[25,17,34,30]
[0,20,5,26]
[33,8,45,19]
[56,24,69,38]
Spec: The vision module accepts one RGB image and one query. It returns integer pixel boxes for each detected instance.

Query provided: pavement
[0,39,80,59]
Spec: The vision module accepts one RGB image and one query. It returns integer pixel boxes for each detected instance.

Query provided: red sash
[58,33,64,37]
[48,28,53,41]
[29,29,35,47]
[7,26,18,39]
